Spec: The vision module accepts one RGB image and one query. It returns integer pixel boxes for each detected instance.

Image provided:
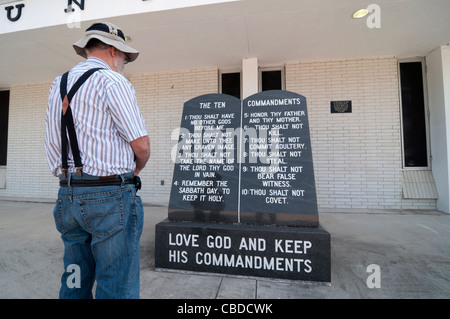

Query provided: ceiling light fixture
[352,8,369,19]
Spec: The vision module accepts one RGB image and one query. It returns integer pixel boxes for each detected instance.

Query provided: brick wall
[0,58,436,210]
[1,82,57,200]
[286,57,436,210]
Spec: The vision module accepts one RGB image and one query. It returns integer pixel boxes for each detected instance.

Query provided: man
[45,22,150,299]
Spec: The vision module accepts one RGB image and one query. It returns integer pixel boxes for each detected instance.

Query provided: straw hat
[73,22,139,62]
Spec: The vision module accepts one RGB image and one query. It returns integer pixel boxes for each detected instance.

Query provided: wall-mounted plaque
[331,100,352,113]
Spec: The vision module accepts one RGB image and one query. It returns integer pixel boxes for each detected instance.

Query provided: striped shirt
[45,57,148,177]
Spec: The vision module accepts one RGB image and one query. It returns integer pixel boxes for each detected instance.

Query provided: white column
[426,45,450,213]
[242,58,258,99]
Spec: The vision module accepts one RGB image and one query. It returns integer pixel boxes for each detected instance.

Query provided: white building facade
[1,0,449,213]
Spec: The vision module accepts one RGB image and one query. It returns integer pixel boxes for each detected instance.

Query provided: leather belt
[59,176,141,191]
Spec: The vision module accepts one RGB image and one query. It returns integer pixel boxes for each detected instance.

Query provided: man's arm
[130,135,150,176]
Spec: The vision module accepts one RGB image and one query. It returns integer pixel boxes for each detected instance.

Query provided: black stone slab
[240,91,318,226]
[168,94,242,223]
[168,91,318,227]
[155,219,331,283]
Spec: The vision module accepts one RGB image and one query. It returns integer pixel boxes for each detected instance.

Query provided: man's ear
[110,46,119,58]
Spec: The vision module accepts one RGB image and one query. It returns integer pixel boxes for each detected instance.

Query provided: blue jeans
[53,172,143,299]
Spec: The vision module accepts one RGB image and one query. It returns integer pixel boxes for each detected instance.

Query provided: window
[220,71,241,99]
[220,67,285,98]
[0,91,9,166]
[399,61,429,168]
[260,68,284,91]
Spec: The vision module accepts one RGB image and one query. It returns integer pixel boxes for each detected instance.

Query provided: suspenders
[59,68,103,178]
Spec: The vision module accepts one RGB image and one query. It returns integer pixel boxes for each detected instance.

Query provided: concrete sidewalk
[0,199,449,299]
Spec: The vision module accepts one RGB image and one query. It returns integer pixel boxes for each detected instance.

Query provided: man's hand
[130,136,150,176]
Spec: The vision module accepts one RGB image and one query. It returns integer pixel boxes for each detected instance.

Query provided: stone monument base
[155,219,331,283]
